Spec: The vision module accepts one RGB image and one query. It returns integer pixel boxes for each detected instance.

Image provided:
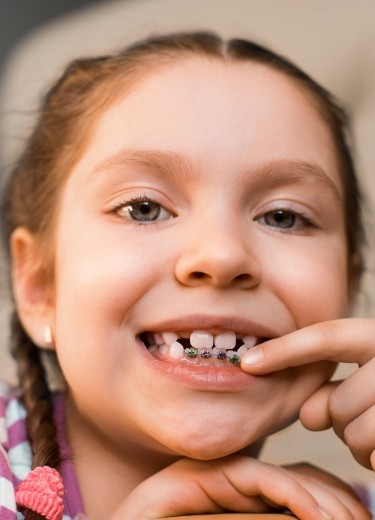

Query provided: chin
[159,427,261,461]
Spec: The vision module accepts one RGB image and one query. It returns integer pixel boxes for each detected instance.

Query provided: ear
[11,227,56,350]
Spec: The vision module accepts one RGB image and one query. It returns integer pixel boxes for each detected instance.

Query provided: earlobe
[10,227,55,349]
[42,325,55,350]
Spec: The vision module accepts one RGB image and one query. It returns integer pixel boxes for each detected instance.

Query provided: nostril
[191,271,206,279]
[235,273,252,282]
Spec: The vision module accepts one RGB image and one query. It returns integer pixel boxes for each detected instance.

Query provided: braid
[11,311,61,520]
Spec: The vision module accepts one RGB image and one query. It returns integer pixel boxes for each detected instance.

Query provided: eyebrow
[250,159,342,201]
[92,148,198,184]
[92,147,342,200]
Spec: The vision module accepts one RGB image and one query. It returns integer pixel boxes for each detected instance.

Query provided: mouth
[139,330,267,368]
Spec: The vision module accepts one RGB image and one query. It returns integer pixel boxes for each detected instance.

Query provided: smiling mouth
[139,330,266,367]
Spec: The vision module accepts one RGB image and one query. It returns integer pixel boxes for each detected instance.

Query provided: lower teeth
[148,343,242,366]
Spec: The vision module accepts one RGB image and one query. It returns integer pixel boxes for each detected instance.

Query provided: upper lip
[136,314,280,339]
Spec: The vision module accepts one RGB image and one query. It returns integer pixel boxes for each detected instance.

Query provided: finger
[213,456,333,519]
[285,463,372,520]
[241,318,375,374]
[299,382,340,431]
[287,464,371,519]
[340,404,375,469]
[119,456,329,520]
[301,359,375,439]
[370,449,375,471]
[292,478,353,520]
[287,473,370,520]
[327,357,375,433]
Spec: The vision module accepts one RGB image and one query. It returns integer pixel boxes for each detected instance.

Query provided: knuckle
[314,320,341,349]
[327,387,346,421]
[342,422,362,452]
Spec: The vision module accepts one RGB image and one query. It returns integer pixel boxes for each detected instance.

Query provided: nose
[174,220,261,289]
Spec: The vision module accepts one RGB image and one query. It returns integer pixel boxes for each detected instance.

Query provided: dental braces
[184,347,240,364]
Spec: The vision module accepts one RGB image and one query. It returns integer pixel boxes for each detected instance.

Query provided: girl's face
[51,58,348,460]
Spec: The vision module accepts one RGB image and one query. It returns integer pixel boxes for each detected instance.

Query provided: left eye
[117,199,173,223]
[256,209,311,230]
[261,210,296,229]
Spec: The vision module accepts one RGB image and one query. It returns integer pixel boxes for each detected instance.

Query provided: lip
[134,314,277,392]
[136,313,279,338]
[138,344,271,391]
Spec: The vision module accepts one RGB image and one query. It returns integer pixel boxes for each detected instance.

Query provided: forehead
[72,57,342,196]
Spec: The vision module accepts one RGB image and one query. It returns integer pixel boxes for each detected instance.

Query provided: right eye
[115,197,173,223]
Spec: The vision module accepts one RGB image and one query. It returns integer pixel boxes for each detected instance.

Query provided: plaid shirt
[0,381,84,520]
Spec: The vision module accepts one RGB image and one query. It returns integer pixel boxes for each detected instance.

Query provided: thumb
[299,381,340,431]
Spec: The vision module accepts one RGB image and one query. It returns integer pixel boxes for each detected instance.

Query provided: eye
[263,210,296,228]
[115,197,173,223]
[256,208,313,231]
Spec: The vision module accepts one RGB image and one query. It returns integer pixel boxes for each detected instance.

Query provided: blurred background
[1,0,375,497]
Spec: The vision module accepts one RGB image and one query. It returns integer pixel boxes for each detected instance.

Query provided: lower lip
[138,342,268,392]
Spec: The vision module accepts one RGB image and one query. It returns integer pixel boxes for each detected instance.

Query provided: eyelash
[111,196,315,233]
[111,194,173,224]
[255,205,315,233]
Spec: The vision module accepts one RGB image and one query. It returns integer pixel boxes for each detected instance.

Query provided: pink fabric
[16,466,64,520]
[0,383,85,519]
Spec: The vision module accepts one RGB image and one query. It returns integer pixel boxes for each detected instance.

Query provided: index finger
[241,318,375,374]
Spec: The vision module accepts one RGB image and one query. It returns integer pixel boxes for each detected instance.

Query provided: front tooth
[214,332,236,350]
[169,341,184,359]
[162,332,178,346]
[243,335,257,348]
[190,331,214,349]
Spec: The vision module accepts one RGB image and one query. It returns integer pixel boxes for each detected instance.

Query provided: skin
[10,57,370,519]
[241,318,375,470]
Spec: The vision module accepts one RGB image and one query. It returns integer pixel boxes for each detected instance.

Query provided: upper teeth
[145,330,261,365]
[154,330,258,350]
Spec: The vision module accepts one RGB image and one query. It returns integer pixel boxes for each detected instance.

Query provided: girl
[0,31,372,519]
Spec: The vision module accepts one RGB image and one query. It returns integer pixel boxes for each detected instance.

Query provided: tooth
[169,341,184,359]
[243,335,257,348]
[237,345,248,357]
[162,332,178,346]
[214,332,236,350]
[154,333,164,345]
[190,331,214,349]
[159,344,169,356]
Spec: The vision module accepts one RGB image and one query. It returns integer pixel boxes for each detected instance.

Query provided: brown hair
[1,32,364,519]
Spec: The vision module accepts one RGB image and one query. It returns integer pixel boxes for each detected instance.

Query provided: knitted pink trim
[16,466,64,520]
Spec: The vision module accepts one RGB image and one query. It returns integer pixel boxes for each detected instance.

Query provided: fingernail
[318,507,333,519]
[241,347,264,367]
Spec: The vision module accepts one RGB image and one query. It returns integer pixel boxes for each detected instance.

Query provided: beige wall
[1,0,375,486]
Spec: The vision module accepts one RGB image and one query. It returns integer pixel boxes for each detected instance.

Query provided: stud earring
[43,325,54,349]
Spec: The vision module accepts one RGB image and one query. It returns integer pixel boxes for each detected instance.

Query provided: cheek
[56,230,158,307]
[52,226,167,361]
[268,242,349,326]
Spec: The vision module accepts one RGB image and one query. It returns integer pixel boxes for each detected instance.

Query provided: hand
[241,318,375,470]
[109,455,370,519]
